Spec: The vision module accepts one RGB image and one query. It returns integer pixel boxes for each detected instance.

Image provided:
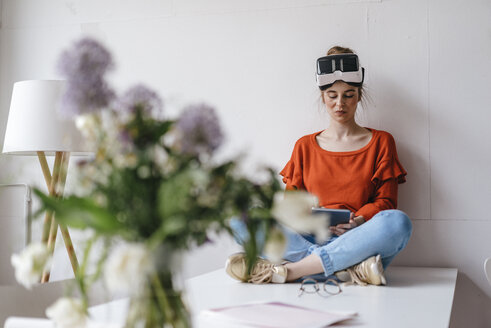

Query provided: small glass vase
[125,247,191,328]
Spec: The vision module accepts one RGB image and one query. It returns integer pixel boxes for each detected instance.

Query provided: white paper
[200,301,357,328]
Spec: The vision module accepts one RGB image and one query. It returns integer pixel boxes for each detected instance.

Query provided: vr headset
[316,54,365,90]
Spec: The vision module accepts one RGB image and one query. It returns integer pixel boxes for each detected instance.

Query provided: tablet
[312,208,351,227]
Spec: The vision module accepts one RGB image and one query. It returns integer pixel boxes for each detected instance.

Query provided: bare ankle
[284,263,302,282]
[283,255,325,282]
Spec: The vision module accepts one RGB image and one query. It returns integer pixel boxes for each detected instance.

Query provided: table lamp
[2,80,91,283]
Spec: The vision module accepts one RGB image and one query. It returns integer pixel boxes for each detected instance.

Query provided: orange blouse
[280,128,407,220]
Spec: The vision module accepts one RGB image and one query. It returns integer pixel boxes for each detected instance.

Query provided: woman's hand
[329,213,365,236]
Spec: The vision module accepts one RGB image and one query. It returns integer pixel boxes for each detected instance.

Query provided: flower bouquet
[10,37,330,328]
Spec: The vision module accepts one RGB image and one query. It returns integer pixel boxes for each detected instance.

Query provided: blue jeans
[230,209,412,277]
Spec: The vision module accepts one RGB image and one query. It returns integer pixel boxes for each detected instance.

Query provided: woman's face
[322,81,360,124]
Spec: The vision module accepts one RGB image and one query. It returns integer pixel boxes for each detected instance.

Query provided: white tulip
[271,191,331,242]
[11,243,52,289]
[104,243,153,295]
[46,297,87,328]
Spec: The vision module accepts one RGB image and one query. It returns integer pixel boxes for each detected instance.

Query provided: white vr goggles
[316,54,365,90]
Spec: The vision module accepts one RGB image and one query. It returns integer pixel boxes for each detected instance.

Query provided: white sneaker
[335,255,386,286]
[225,253,288,284]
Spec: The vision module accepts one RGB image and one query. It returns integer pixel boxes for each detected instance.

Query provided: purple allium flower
[57,38,115,117]
[176,103,224,156]
[115,84,164,119]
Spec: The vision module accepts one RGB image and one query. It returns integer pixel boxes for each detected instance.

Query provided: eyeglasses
[298,278,342,297]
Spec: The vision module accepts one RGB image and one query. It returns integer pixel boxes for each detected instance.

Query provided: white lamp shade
[2,80,91,155]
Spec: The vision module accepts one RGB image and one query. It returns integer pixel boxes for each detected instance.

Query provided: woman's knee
[373,209,412,239]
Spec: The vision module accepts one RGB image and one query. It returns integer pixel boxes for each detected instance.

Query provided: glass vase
[125,247,191,328]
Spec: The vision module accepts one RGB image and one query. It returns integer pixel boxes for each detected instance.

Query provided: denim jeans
[230,209,412,277]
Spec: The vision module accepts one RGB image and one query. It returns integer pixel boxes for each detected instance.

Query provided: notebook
[200,301,356,328]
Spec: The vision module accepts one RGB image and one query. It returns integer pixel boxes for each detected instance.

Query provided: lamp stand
[37,151,79,282]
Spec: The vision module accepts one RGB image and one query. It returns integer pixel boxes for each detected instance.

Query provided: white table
[185,266,458,328]
[0,280,67,326]
[3,266,458,328]
[1,279,118,328]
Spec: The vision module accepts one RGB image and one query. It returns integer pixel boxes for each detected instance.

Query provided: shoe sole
[373,254,387,285]
[335,270,351,282]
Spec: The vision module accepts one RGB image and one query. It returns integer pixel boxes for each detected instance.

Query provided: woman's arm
[355,178,398,220]
[330,178,398,236]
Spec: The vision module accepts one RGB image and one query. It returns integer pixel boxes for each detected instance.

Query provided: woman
[226,46,412,286]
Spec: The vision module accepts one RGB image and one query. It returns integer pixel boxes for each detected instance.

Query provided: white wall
[0,0,490,326]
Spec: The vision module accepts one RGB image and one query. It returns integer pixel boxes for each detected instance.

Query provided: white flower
[263,226,287,264]
[46,297,87,328]
[136,165,151,178]
[75,113,99,143]
[11,243,52,289]
[113,153,138,169]
[189,167,210,194]
[271,191,331,242]
[150,145,168,167]
[104,243,153,295]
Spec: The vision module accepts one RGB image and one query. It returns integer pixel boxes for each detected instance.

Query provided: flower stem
[150,273,190,328]
[77,235,96,310]
[151,273,174,322]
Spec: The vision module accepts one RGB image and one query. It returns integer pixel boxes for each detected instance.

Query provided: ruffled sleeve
[371,132,407,186]
[372,158,407,185]
[280,140,306,191]
[280,161,304,190]
[355,131,407,220]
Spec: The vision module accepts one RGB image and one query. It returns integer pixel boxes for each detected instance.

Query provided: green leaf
[34,189,124,234]
[147,215,187,249]
[162,215,187,236]
[157,170,193,218]
[156,120,174,136]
